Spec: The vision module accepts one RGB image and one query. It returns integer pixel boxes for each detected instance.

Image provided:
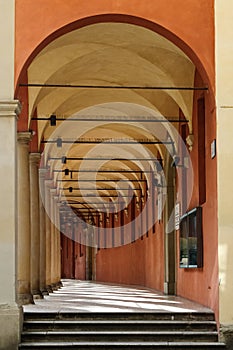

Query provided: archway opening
[16,20,216,314]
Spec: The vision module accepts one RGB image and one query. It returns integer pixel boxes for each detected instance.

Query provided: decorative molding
[29,152,41,164]
[17,131,32,144]
[0,100,21,117]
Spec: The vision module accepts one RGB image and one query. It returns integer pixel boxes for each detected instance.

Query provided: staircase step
[19,311,226,349]
[23,319,217,332]
[21,330,219,342]
[23,311,215,322]
[19,341,226,350]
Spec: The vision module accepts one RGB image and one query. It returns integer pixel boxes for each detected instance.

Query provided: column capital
[50,188,58,199]
[29,152,41,164]
[0,100,21,117]
[17,131,32,144]
[39,167,49,178]
[44,179,54,189]
[54,195,59,203]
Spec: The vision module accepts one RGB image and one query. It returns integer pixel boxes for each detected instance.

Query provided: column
[0,101,21,350]
[39,169,48,295]
[0,1,22,348]
[164,156,176,295]
[215,0,233,340]
[29,153,42,299]
[17,132,33,305]
[50,189,57,290]
[54,197,62,287]
[44,180,52,292]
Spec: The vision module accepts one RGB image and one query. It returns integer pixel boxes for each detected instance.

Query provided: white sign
[175,202,180,230]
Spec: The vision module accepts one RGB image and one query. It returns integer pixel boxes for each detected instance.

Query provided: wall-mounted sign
[175,202,180,230]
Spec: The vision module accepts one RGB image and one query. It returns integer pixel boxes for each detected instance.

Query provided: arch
[15,13,214,129]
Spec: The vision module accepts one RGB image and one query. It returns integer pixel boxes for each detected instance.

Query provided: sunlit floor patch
[24,279,212,313]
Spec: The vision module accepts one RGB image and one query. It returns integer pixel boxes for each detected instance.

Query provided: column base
[17,293,34,306]
[164,282,176,295]
[40,288,49,296]
[32,290,43,300]
[0,303,22,350]
[57,280,63,289]
[46,285,53,293]
[220,324,233,349]
[51,283,59,291]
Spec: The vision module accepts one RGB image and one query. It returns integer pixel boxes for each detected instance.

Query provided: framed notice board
[179,207,203,268]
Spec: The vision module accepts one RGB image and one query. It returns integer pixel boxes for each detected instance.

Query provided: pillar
[54,196,62,287]
[44,180,52,292]
[215,1,233,345]
[17,132,33,305]
[39,169,48,295]
[164,156,176,295]
[29,153,42,299]
[0,1,22,348]
[50,189,58,290]
[0,101,21,350]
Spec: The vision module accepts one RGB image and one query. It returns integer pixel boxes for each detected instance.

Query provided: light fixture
[57,137,62,147]
[155,161,163,172]
[29,129,36,136]
[50,114,57,126]
[69,187,73,193]
[61,156,67,164]
[171,155,189,168]
[64,168,69,176]
[171,155,180,167]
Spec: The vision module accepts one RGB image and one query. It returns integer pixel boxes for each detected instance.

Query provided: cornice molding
[0,100,21,117]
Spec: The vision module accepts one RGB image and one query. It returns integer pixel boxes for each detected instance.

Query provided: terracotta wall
[96,220,164,291]
[15,0,214,91]
[61,229,86,280]
[176,70,218,318]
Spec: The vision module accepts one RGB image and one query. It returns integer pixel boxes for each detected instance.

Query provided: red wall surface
[96,221,164,291]
[176,71,219,319]
[15,0,214,92]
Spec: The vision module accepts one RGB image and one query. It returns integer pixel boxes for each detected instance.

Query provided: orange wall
[176,71,219,319]
[15,0,214,91]
[96,221,164,291]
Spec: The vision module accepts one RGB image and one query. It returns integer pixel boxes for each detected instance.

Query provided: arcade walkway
[24,280,211,313]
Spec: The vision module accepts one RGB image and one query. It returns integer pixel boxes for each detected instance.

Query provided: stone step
[19,340,226,350]
[19,311,226,349]
[23,319,217,332]
[21,330,219,343]
[23,311,215,322]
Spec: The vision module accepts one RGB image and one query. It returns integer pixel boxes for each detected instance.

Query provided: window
[179,207,203,268]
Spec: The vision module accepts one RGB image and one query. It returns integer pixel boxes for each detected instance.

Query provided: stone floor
[24,279,211,313]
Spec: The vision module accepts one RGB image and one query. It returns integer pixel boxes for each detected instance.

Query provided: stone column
[50,189,58,290]
[29,153,42,299]
[44,180,52,292]
[17,131,33,305]
[0,100,21,350]
[38,169,48,295]
[54,196,62,287]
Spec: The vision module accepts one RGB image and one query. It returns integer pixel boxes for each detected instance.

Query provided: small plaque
[175,202,180,230]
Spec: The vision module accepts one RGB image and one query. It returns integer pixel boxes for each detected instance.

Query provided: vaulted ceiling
[26,22,195,219]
